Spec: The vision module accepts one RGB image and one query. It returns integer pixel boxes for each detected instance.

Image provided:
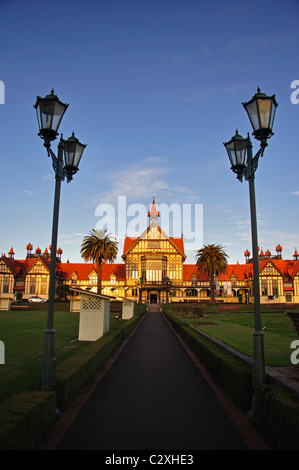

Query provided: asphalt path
[41,306,270,452]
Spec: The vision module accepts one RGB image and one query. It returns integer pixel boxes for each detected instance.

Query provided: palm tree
[195,244,228,304]
[81,229,118,294]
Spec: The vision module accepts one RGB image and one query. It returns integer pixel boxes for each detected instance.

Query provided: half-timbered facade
[1,200,299,307]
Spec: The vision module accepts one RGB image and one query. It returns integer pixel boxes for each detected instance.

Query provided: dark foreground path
[41,306,269,451]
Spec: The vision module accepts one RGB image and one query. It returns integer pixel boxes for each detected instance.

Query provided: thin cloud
[92,156,196,206]
[228,32,297,52]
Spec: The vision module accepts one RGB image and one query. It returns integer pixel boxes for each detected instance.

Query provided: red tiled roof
[183,265,209,281]
[60,262,126,281]
[169,237,185,255]
[123,237,138,254]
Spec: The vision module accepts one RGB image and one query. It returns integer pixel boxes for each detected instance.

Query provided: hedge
[0,391,56,450]
[253,384,299,450]
[55,329,123,410]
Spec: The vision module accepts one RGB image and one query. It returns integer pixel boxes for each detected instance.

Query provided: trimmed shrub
[55,329,123,410]
[0,391,56,450]
[254,384,299,450]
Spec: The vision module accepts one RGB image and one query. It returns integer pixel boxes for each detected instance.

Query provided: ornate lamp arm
[244,143,265,181]
[45,136,73,183]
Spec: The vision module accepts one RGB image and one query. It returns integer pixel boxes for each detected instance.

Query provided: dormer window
[70,272,78,284]
[88,271,97,285]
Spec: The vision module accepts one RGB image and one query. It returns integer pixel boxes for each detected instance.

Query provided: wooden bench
[274,304,294,309]
[11,304,29,311]
[172,305,190,316]
[192,306,213,324]
[284,311,299,336]
[182,306,193,317]
[219,305,240,311]
[110,306,122,312]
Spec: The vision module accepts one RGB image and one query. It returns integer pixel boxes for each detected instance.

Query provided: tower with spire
[148,198,160,239]
[148,198,160,225]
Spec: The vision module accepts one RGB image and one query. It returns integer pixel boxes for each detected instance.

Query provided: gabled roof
[23,256,51,275]
[122,224,185,259]
[0,256,19,276]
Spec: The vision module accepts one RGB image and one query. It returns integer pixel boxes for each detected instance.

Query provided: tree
[195,244,228,304]
[57,284,70,302]
[81,229,118,294]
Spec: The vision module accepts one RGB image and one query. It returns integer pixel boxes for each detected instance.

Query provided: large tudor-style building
[1,199,299,308]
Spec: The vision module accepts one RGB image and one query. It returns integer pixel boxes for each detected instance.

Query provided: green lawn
[0,301,125,403]
[168,303,297,367]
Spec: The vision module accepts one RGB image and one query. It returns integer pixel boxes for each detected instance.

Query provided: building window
[127,263,138,280]
[29,278,36,294]
[273,279,278,296]
[261,279,267,296]
[40,280,47,294]
[3,282,9,293]
[89,274,97,285]
[169,264,176,280]
[146,261,162,282]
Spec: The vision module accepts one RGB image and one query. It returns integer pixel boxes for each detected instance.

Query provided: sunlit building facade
[1,200,299,307]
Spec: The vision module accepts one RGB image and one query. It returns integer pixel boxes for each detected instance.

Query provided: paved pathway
[39,305,269,451]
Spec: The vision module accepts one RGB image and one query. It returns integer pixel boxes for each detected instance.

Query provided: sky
[0,0,299,265]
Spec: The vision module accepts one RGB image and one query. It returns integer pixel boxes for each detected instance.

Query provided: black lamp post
[223,88,278,398]
[34,90,86,392]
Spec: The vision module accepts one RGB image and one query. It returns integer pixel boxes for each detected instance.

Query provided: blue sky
[0,0,299,265]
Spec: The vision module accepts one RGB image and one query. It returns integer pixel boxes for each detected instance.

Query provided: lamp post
[223,88,278,394]
[34,89,86,391]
